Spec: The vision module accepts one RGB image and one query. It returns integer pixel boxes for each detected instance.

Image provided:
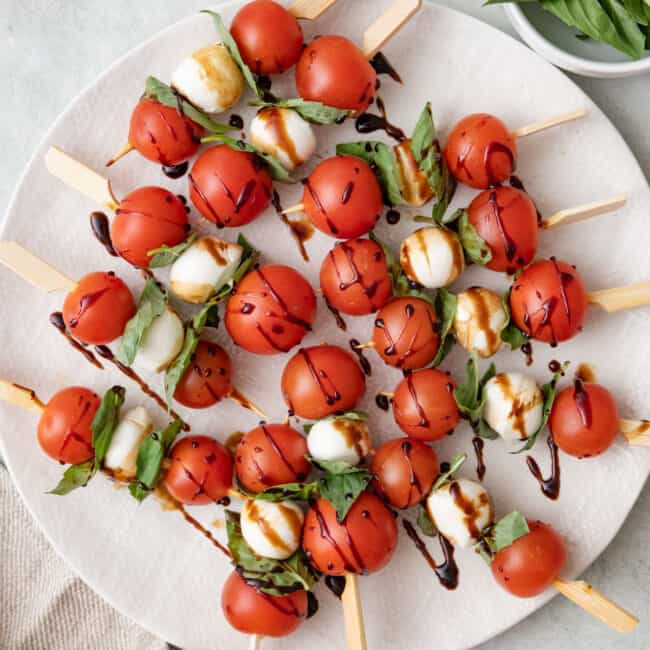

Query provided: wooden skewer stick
[362,0,422,59]
[0,380,45,413]
[288,0,338,20]
[511,109,587,139]
[45,146,120,211]
[341,573,367,650]
[106,142,135,168]
[552,579,639,634]
[229,388,268,419]
[353,341,375,350]
[281,204,305,216]
[541,194,627,230]
[227,487,248,501]
[379,391,394,399]
[588,283,650,313]
[620,419,650,447]
[248,634,263,650]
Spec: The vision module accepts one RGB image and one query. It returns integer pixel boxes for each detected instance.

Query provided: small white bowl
[505,4,650,78]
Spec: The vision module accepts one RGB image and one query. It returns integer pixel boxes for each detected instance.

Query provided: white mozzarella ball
[171,44,244,114]
[169,236,243,304]
[240,499,304,560]
[453,287,506,358]
[394,139,434,207]
[400,227,465,289]
[483,373,544,441]
[104,407,153,480]
[250,107,317,171]
[307,416,371,466]
[426,479,494,548]
[134,307,184,372]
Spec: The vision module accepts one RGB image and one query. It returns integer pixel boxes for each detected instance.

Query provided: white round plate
[1,2,649,649]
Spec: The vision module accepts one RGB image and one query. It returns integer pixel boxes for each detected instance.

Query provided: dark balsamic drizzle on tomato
[406,372,429,428]
[355,97,406,143]
[304,177,339,235]
[324,575,346,599]
[162,161,189,179]
[509,175,544,225]
[49,312,104,369]
[573,378,592,428]
[369,52,403,84]
[313,501,365,573]
[89,212,118,257]
[487,191,517,262]
[401,440,423,507]
[349,339,372,377]
[299,348,341,407]
[472,436,486,481]
[526,434,561,500]
[484,142,515,187]
[188,173,225,228]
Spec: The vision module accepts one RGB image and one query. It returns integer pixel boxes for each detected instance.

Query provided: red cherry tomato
[225,265,317,355]
[62,272,136,345]
[467,187,538,273]
[37,386,100,464]
[372,298,440,370]
[301,156,383,239]
[303,493,398,575]
[319,238,392,315]
[112,186,189,268]
[549,380,619,458]
[392,369,460,441]
[189,145,273,228]
[230,0,304,75]
[222,571,308,637]
[371,438,439,509]
[444,113,517,189]
[127,98,203,166]
[235,423,311,493]
[492,520,567,598]
[281,345,366,419]
[164,436,233,504]
[173,340,232,409]
[509,258,588,345]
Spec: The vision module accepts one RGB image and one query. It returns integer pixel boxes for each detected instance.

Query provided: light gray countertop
[1,1,648,648]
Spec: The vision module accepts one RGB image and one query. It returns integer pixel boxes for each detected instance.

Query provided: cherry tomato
[173,340,232,409]
[222,571,308,637]
[62,271,136,345]
[444,113,517,189]
[188,145,273,228]
[392,369,460,441]
[127,98,203,166]
[296,36,376,115]
[37,386,100,464]
[303,493,398,575]
[235,423,311,493]
[319,238,392,315]
[467,187,538,273]
[491,520,567,598]
[301,156,383,239]
[281,345,366,419]
[371,438,439,509]
[111,186,189,268]
[549,380,619,458]
[225,265,317,355]
[230,0,304,75]
[372,297,440,370]
[509,258,588,345]
[164,435,233,504]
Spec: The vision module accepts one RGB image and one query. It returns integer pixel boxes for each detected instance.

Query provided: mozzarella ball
[169,236,243,304]
[104,407,153,480]
[171,44,244,115]
[394,140,434,207]
[250,107,316,171]
[483,373,544,441]
[453,287,506,358]
[400,227,465,289]
[426,478,494,548]
[307,416,371,466]
[134,307,185,372]
[241,499,304,560]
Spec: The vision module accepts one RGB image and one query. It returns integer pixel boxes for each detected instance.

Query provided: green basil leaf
[48,460,97,496]
[457,209,492,265]
[454,352,496,432]
[432,453,467,491]
[430,288,457,367]
[91,386,126,464]
[492,511,530,552]
[622,0,650,24]
[416,504,436,537]
[148,233,197,269]
[500,289,529,350]
[319,469,372,522]
[164,325,200,407]
[212,234,260,303]
[307,457,357,475]
[256,482,320,503]
[252,99,352,125]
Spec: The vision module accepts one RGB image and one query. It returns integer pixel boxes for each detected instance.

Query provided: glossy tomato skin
[164,435,233,504]
[112,186,189,268]
[467,187,538,273]
[62,272,136,345]
[173,340,232,409]
[491,520,567,598]
[188,145,273,228]
[371,438,439,509]
[302,156,383,239]
[303,493,398,576]
[128,98,203,165]
[392,369,460,441]
[235,423,311,493]
[37,387,100,464]
[372,298,440,370]
[296,35,376,114]
[225,265,317,354]
[509,258,588,345]
[281,345,366,419]
[549,381,619,458]
[230,0,304,75]
[319,238,392,315]
[222,571,308,637]
[444,113,517,189]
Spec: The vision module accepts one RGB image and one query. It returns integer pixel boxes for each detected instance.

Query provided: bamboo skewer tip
[588,283,650,313]
[106,142,135,167]
[0,380,45,413]
[287,0,338,20]
[362,0,422,60]
[541,194,628,230]
[281,204,305,216]
[341,572,367,650]
[511,109,588,139]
